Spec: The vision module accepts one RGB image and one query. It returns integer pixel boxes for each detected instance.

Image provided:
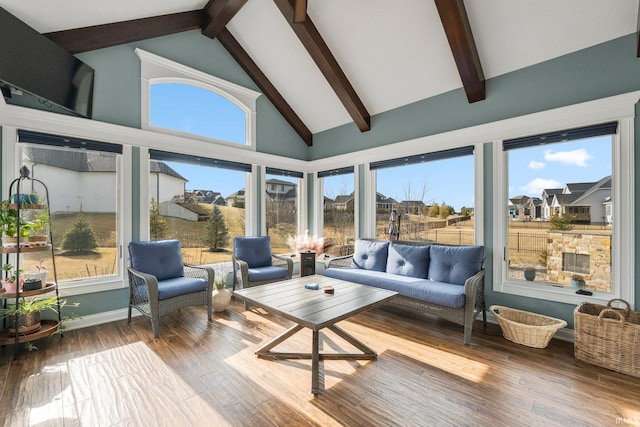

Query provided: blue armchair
[127,240,214,338]
[232,236,293,291]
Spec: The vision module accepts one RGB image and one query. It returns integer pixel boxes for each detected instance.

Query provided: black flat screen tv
[0,7,94,118]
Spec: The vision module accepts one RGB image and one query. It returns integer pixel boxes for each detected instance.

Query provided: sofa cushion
[386,243,429,278]
[323,268,465,307]
[247,266,289,282]
[129,240,184,281]
[157,276,209,300]
[428,245,484,286]
[234,236,273,268]
[351,240,389,271]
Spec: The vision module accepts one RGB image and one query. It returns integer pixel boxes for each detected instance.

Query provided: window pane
[149,160,246,279]
[265,175,298,255]
[506,136,613,292]
[375,156,475,245]
[20,144,119,282]
[323,174,355,255]
[150,83,246,144]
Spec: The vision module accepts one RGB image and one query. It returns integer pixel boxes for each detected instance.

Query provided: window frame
[261,167,307,246]
[493,105,635,307]
[137,48,260,149]
[1,126,131,297]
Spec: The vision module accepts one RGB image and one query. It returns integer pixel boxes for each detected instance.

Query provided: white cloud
[528,161,545,169]
[521,178,561,196]
[544,148,592,167]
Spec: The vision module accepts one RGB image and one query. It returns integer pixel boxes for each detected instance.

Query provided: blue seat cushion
[157,276,209,300]
[247,266,289,282]
[428,245,484,286]
[129,240,184,281]
[386,243,429,278]
[351,239,389,271]
[234,236,273,268]
[324,268,465,308]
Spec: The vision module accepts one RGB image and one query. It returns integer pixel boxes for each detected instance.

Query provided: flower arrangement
[287,230,328,256]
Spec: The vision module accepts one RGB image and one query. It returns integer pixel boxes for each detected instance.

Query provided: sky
[507,136,611,200]
[151,83,612,211]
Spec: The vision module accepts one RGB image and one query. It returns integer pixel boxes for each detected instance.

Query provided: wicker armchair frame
[326,239,486,345]
[128,264,215,338]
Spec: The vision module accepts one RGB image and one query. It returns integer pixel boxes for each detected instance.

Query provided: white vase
[212,287,232,312]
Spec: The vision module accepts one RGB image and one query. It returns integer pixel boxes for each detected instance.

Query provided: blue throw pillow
[129,240,185,281]
[234,236,273,268]
[428,245,484,285]
[351,240,389,271]
[386,243,430,278]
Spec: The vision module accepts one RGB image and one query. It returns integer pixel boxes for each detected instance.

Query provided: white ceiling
[1,0,638,134]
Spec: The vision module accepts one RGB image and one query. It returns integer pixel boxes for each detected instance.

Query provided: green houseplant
[28,211,49,245]
[0,199,31,247]
[1,263,24,293]
[0,296,77,338]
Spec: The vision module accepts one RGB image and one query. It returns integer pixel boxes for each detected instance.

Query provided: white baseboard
[63,308,142,331]
[62,307,576,345]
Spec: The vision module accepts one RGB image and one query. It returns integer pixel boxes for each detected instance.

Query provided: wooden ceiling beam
[273,0,371,132]
[434,0,485,103]
[44,10,206,54]
[202,0,248,39]
[294,0,307,23]
[216,28,313,146]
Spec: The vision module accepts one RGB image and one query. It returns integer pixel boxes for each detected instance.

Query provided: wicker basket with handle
[574,299,640,378]
[490,305,567,348]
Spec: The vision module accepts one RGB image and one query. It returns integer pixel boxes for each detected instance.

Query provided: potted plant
[1,263,24,294]
[570,274,586,288]
[24,260,48,287]
[0,200,30,247]
[28,211,49,246]
[23,276,42,291]
[212,277,231,312]
[523,265,537,281]
[0,296,76,337]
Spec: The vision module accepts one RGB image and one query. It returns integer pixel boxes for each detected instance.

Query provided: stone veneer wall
[546,231,611,291]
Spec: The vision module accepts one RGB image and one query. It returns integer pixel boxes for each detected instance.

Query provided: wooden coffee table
[233,275,397,394]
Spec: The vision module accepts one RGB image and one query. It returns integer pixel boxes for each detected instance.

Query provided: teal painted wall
[75,30,309,161]
[310,34,640,160]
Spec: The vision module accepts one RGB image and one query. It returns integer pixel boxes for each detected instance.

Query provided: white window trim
[136,48,260,150]
[492,96,637,308]
[1,126,129,298]
[261,170,307,239]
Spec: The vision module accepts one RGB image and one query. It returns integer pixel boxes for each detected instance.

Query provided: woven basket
[490,305,567,348]
[574,299,640,378]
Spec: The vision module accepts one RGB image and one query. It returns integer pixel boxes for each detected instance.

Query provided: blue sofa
[324,239,486,344]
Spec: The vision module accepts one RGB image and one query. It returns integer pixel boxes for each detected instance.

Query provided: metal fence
[508,232,547,253]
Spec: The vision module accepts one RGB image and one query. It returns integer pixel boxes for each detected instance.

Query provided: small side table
[300,251,316,277]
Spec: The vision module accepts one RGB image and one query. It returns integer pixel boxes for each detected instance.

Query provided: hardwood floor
[0,298,638,426]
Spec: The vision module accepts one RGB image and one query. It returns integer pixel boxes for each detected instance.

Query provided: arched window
[150,82,247,144]
[137,48,260,148]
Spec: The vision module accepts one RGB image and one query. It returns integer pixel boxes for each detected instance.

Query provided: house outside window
[264,168,302,255]
[18,131,122,285]
[494,105,634,307]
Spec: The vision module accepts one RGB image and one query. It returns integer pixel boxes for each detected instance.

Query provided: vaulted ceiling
[1,0,638,147]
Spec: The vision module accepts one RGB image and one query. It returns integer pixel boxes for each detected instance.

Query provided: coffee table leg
[311,329,319,395]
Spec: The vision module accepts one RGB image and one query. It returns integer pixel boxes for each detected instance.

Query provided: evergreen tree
[202,205,229,250]
[62,211,98,253]
[149,198,169,240]
[550,212,574,231]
